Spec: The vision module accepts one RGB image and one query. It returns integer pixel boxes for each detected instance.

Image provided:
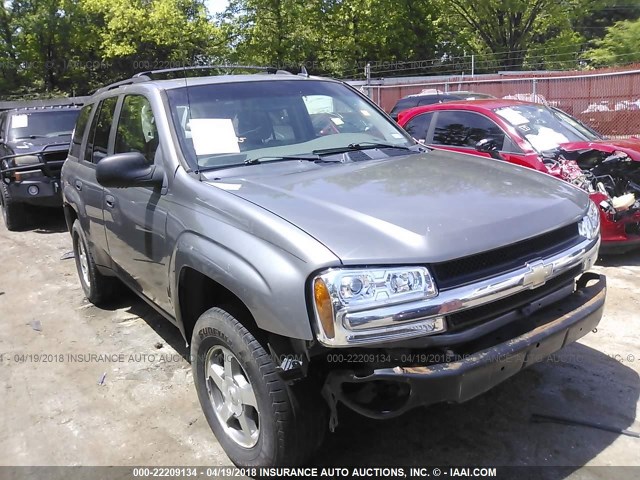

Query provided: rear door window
[84,97,117,163]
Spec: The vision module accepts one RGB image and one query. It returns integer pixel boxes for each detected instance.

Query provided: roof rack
[93,65,294,95]
[93,76,153,95]
[132,65,288,78]
[13,104,82,110]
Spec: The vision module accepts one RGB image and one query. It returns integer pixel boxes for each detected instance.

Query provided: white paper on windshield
[525,126,569,151]
[12,114,28,128]
[190,119,240,155]
[495,107,529,126]
[330,117,344,125]
[303,95,334,114]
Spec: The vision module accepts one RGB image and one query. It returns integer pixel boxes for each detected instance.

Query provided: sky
[205,0,229,15]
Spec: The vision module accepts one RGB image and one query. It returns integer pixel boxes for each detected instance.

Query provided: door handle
[105,195,115,208]
[74,180,82,191]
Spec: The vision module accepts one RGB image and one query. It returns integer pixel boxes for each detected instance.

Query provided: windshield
[166,79,414,170]
[8,110,80,141]
[493,104,601,152]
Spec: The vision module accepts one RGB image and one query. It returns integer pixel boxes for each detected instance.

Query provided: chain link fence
[364,67,640,138]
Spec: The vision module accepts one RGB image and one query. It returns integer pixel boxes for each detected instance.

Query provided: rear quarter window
[390,98,418,117]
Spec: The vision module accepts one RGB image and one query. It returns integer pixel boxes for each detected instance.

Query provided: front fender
[171,230,336,341]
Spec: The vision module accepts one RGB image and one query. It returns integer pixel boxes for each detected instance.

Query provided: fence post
[532,78,537,100]
[365,62,371,99]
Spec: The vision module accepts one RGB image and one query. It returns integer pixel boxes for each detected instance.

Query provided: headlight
[578,200,600,240]
[311,266,445,346]
[13,155,40,167]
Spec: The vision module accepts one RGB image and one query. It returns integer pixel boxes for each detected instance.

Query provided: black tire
[71,219,116,305]
[0,181,28,231]
[191,307,326,467]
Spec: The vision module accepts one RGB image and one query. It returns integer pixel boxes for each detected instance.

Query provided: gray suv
[61,67,606,467]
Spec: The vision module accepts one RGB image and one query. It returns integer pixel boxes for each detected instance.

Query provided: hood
[204,151,590,264]
[559,139,640,161]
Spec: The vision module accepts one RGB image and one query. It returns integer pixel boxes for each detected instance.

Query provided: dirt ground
[0,210,638,474]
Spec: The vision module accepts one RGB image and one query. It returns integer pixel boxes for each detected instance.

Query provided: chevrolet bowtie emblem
[523,260,553,289]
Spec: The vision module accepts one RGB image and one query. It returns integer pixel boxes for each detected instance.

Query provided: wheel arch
[171,231,316,345]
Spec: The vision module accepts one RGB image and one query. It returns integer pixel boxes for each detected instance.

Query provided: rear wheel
[0,181,28,231]
[191,307,326,466]
[71,219,116,305]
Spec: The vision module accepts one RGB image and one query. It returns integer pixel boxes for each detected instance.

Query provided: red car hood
[559,138,640,160]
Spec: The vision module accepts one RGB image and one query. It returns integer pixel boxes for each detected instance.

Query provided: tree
[446,0,602,70]
[0,4,18,92]
[220,0,449,77]
[586,18,640,66]
[82,0,220,65]
[5,1,88,94]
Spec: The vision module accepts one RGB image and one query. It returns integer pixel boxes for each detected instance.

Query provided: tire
[191,307,326,467]
[0,181,28,231]
[71,219,116,305]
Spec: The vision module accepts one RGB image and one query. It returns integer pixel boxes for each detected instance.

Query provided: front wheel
[191,307,325,466]
[0,181,28,231]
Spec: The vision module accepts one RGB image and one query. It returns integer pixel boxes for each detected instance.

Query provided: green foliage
[0,0,639,98]
[0,0,222,98]
[586,17,640,67]
[524,30,585,70]
[446,0,603,70]
[220,0,447,76]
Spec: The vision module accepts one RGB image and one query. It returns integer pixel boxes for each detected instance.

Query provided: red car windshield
[493,104,601,153]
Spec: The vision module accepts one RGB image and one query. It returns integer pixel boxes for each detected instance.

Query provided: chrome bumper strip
[319,236,600,347]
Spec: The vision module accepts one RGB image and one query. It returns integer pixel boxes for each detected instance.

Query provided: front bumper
[323,272,606,419]
[599,235,640,254]
[315,236,599,347]
[5,178,62,207]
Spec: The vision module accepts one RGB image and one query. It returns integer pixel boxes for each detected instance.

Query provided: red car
[397,99,640,252]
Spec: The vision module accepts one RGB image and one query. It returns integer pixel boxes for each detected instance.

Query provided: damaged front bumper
[322,272,606,424]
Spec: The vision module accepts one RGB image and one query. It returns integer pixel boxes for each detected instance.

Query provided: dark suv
[61,67,605,467]
[389,91,495,121]
[0,105,81,230]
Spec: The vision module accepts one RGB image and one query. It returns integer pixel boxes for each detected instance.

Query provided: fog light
[27,185,39,196]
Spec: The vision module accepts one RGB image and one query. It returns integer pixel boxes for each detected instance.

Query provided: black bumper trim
[599,237,640,254]
[6,179,62,207]
[323,272,606,419]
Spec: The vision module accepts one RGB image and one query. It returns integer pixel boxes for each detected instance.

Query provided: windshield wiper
[14,135,47,139]
[244,154,339,165]
[312,142,414,156]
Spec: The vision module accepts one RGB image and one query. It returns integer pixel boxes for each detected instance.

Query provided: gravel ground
[0,210,638,474]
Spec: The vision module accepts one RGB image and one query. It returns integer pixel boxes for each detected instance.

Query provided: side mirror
[96,152,163,188]
[475,138,503,160]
